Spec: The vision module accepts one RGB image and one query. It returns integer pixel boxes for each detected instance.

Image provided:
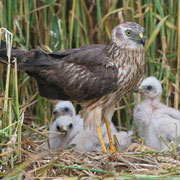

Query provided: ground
[1,128,180,179]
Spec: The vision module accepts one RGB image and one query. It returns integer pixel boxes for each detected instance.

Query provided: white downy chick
[47,101,83,150]
[53,101,76,118]
[48,115,75,149]
[133,100,161,150]
[153,113,180,150]
[134,76,180,151]
[69,122,117,152]
[102,130,133,152]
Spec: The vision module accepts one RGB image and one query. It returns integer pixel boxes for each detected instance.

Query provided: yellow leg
[104,118,116,153]
[96,126,107,153]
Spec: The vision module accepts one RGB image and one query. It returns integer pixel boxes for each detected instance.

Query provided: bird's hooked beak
[61,126,68,134]
[53,107,58,115]
[53,108,73,117]
[61,126,69,135]
[56,124,69,135]
[134,86,142,93]
[134,86,149,94]
[139,33,145,47]
[53,109,67,116]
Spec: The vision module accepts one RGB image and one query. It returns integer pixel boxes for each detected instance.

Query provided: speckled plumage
[0,22,145,129]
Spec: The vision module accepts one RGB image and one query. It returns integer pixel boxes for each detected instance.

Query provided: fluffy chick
[100,131,133,152]
[53,101,76,118]
[47,101,83,150]
[69,123,117,152]
[48,115,80,149]
[133,76,180,151]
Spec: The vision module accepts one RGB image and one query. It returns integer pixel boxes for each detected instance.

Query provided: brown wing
[0,43,118,100]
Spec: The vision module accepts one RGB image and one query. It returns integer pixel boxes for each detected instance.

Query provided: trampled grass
[0,0,180,179]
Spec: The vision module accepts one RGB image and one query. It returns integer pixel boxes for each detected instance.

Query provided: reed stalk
[8,100,14,168]
[0,28,13,128]
[69,0,76,49]
[175,0,180,109]
[14,59,21,161]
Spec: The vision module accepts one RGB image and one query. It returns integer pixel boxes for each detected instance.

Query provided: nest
[1,133,180,179]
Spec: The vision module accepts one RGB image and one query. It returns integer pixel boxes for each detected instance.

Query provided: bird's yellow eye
[126,30,132,36]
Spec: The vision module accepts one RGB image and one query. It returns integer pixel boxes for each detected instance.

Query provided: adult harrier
[0,22,145,152]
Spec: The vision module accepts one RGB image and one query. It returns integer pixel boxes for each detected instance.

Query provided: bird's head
[111,22,145,49]
[134,76,162,99]
[53,101,76,118]
[54,115,74,135]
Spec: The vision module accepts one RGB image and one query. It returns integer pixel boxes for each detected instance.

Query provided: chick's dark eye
[126,30,132,36]
[69,123,73,129]
[56,125,61,131]
[147,85,152,90]
[64,107,69,112]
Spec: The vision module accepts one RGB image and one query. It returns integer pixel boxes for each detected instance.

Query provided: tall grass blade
[175,0,180,109]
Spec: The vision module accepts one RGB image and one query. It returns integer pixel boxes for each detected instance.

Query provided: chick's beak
[53,108,58,114]
[134,86,142,93]
[62,126,68,134]
[139,33,145,47]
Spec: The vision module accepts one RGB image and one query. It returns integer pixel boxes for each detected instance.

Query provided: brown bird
[0,22,145,152]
